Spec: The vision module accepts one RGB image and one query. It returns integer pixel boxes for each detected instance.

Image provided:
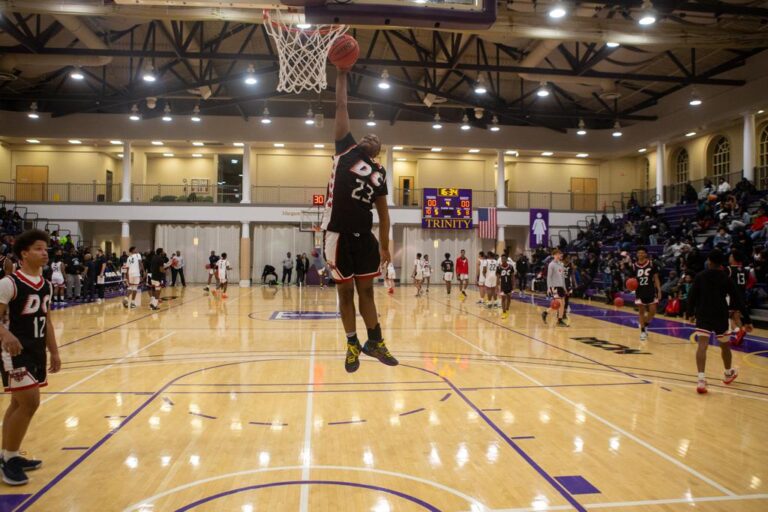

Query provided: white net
[263,10,348,94]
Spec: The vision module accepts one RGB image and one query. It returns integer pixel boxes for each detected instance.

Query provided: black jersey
[322,132,388,234]
[498,264,515,292]
[563,265,573,291]
[442,260,454,273]
[728,265,749,297]
[688,268,745,333]
[209,255,219,267]
[4,272,52,345]
[633,260,659,294]
[149,254,165,279]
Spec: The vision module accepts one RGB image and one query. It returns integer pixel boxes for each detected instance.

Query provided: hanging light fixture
[27,102,40,119]
[612,121,623,137]
[366,109,377,127]
[142,64,157,82]
[548,2,567,19]
[305,107,315,125]
[432,112,443,130]
[70,66,85,80]
[537,82,550,97]
[261,107,272,125]
[244,64,258,85]
[378,69,391,90]
[191,105,201,122]
[688,90,702,106]
[576,119,587,136]
[638,0,657,25]
[474,75,487,95]
[162,104,172,122]
[489,115,500,132]
[460,114,471,131]
[129,104,141,121]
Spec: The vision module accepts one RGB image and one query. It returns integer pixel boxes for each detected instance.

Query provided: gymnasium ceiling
[0,0,767,135]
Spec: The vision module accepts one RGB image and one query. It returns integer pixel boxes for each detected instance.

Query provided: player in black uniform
[687,249,746,394]
[204,250,219,292]
[0,229,61,485]
[633,247,661,341]
[498,257,515,320]
[148,248,165,311]
[562,253,574,321]
[325,65,398,373]
[727,250,753,346]
[441,253,454,295]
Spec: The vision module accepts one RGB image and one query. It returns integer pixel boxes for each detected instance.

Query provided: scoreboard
[422,188,473,229]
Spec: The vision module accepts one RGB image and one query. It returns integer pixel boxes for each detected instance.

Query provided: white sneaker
[640,331,648,341]
[696,378,707,394]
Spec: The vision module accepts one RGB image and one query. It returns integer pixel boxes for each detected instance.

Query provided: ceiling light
[129,104,141,121]
[163,153,174,157]
[314,144,325,148]
[638,0,657,25]
[26,139,40,144]
[192,141,204,146]
[366,109,377,127]
[576,153,589,158]
[474,75,487,95]
[468,149,480,153]
[231,159,239,164]
[537,82,550,97]
[192,153,202,157]
[162,105,172,122]
[638,148,647,153]
[431,147,442,152]
[142,64,157,83]
[396,157,407,161]
[489,115,500,132]
[505,150,519,156]
[296,22,312,29]
[305,107,315,125]
[576,119,587,135]
[244,64,258,85]
[758,110,765,114]
[460,114,471,131]
[548,3,567,19]
[117,153,123,157]
[432,113,443,130]
[261,107,272,124]
[27,102,39,119]
[190,105,201,123]
[233,142,244,147]
[612,121,623,137]
[151,140,163,146]
[393,146,404,150]
[688,92,702,107]
[541,151,553,156]
[685,131,696,137]
[68,139,82,144]
[70,67,85,80]
[378,69,391,90]
[110,140,122,145]
[606,42,620,48]
[274,143,285,148]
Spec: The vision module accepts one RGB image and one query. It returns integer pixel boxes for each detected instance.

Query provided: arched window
[711,136,730,180]
[675,149,689,185]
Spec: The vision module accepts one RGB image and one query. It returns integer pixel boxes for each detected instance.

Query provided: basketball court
[3,286,766,511]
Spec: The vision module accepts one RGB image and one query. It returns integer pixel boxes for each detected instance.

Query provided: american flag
[478,207,497,239]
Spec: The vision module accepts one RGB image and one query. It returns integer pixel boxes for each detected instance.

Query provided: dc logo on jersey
[22,294,51,315]
[370,171,383,188]
[349,161,373,177]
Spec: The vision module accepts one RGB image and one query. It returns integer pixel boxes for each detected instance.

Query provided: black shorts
[324,231,381,282]
[695,320,729,338]
[500,285,514,295]
[2,343,47,392]
[635,288,658,306]
[552,287,566,299]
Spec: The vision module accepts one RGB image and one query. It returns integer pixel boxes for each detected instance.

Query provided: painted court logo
[572,337,651,355]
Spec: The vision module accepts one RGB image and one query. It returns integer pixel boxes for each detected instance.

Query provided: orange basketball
[550,299,561,310]
[626,277,639,291]
[708,194,718,202]
[614,297,625,308]
[328,35,359,69]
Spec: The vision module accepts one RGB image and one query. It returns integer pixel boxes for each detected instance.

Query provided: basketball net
[263,10,348,94]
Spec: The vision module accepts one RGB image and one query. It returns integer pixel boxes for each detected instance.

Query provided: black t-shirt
[150,254,165,278]
[498,264,515,291]
[688,268,745,323]
[441,260,454,273]
[633,260,659,295]
[322,132,388,234]
[209,255,219,267]
[728,265,749,298]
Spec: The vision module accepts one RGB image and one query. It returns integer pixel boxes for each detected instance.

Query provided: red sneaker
[696,379,708,394]
[732,329,746,346]
[723,369,738,385]
[222,293,228,299]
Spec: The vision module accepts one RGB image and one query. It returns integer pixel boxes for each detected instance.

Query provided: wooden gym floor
[3,283,767,511]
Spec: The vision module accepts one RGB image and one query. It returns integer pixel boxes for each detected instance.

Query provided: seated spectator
[716,177,731,195]
[713,227,731,248]
[698,178,714,200]
[661,270,680,297]
[682,182,698,204]
[750,206,768,240]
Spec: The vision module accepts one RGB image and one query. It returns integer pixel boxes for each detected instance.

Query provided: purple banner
[529,209,549,248]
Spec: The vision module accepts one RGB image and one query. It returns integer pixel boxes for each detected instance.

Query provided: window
[675,149,689,185]
[711,136,730,180]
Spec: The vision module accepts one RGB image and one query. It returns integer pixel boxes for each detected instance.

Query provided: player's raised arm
[335,70,350,140]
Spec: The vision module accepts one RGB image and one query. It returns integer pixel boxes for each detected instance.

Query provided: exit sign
[312,194,325,206]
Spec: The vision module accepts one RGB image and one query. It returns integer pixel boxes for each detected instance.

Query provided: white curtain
[155,224,241,283]
[251,225,317,281]
[398,227,486,283]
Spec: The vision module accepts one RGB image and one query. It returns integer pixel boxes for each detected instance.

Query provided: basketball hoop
[263,9,348,94]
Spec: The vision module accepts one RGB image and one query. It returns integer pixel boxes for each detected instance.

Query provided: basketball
[614,297,625,308]
[708,194,718,202]
[329,35,359,69]
[626,277,639,291]
[550,299,561,310]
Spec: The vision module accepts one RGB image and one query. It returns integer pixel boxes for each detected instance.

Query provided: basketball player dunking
[324,66,398,373]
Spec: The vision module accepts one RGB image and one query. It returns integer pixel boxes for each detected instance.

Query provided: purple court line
[440,393,452,401]
[57,294,208,349]
[400,363,587,512]
[327,419,367,426]
[399,407,426,417]
[188,412,216,420]
[172,380,442,387]
[482,408,502,412]
[435,298,641,381]
[61,447,89,451]
[462,381,651,391]
[510,436,535,440]
[248,421,288,427]
[173,480,439,512]
[162,397,174,406]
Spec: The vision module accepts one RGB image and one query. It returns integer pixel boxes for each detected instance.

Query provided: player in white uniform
[50,257,65,304]
[122,247,143,309]
[484,252,499,308]
[476,252,487,304]
[412,253,424,297]
[215,253,232,298]
[385,261,396,294]
[422,255,432,293]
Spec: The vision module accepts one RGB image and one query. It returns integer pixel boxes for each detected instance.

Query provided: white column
[386,145,395,206]
[496,225,505,254]
[120,141,132,202]
[240,143,252,204]
[120,221,130,252]
[496,150,506,208]
[239,222,251,288]
[655,141,665,204]
[743,112,756,183]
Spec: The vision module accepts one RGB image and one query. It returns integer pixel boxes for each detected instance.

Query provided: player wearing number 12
[633,247,662,341]
[323,65,398,373]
